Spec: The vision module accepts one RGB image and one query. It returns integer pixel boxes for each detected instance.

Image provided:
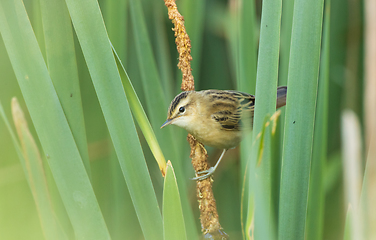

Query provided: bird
[161,86,287,180]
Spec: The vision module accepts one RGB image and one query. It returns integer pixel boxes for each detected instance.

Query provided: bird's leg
[191,149,227,181]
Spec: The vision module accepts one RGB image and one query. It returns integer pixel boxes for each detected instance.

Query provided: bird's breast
[188,116,242,149]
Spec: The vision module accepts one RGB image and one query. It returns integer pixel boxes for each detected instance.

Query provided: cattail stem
[164,0,227,238]
[164,0,194,91]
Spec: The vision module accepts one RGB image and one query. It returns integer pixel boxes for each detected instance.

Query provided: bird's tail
[276,86,287,109]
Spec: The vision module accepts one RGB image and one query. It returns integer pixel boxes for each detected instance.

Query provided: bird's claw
[191,167,215,181]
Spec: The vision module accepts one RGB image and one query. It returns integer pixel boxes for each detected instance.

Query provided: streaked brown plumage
[161,86,287,180]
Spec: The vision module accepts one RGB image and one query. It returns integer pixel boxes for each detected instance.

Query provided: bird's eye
[179,106,185,113]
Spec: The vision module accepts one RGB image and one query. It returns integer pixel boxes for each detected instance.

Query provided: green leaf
[0,100,68,240]
[270,111,282,232]
[256,116,269,167]
[113,47,167,175]
[128,0,170,128]
[104,0,128,65]
[279,0,294,87]
[278,0,324,238]
[63,0,164,238]
[153,2,174,101]
[128,0,181,164]
[236,1,257,204]
[40,0,91,178]
[180,0,205,86]
[237,0,257,94]
[247,0,282,238]
[0,1,111,238]
[163,161,187,240]
[305,1,330,239]
[278,0,294,142]
[128,1,198,239]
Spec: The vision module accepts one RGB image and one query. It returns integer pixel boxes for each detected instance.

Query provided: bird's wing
[209,91,255,131]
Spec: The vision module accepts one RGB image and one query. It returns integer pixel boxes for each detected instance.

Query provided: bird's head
[161,91,198,130]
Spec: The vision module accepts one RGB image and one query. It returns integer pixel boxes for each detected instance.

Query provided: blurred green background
[0,0,373,239]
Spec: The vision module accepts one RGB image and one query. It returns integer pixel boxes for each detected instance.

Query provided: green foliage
[278,0,324,238]
[163,162,187,240]
[0,0,370,239]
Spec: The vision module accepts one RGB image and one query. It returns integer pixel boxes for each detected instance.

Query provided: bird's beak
[161,119,173,129]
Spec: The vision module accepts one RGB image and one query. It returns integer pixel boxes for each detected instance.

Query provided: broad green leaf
[0,1,110,238]
[256,117,269,167]
[153,1,174,101]
[279,0,294,87]
[237,0,257,94]
[253,113,281,240]
[236,0,258,228]
[128,1,198,239]
[40,0,91,178]
[128,0,181,169]
[163,161,187,240]
[278,0,294,146]
[104,0,128,65]
[0,100,68,240]
[236,0,257,194]
[278,0,324,238]
[247,0,282,238]
[270,111,282,232]
[113,47,167,175]
[64,0,163,238]
[305,2,330,239]
[180,0,205,86]
[128,0,171,131]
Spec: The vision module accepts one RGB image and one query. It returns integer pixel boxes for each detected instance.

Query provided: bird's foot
[191,167,215,181]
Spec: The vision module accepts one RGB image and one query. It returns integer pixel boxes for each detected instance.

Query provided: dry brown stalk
[164,0,227,238]
[164,0,194,91]
[187,135,228,238]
